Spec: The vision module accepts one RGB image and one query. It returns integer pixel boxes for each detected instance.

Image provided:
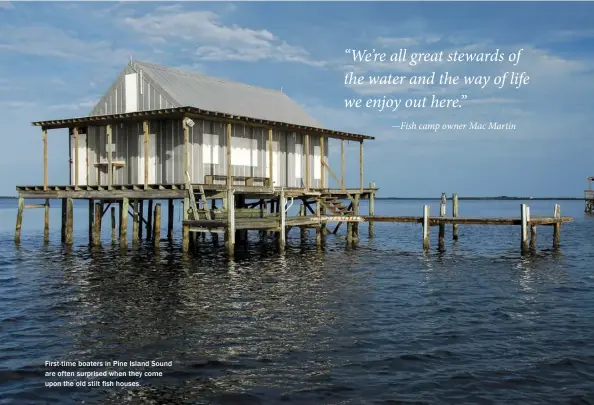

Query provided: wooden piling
[153,203,161,246]
[182,225,190,252]
[439,193,446,250]
[65,198,73,245]
[43,199,50,243]
[14,196,24,243]
[452,193,459,240]
[520,204,528,253]
[88,200,93,243]
[132,200,139,244]
[139,200,144,239]
[530,224,537,250]
[120,198,128,248]
[316,197,322,247]
[353,194,360,242]
[422,205,430,250]
[182,195,189,250]
[279,190,286,252]
[147,200,153,240]
[553,204,561,249]
[167,199,174,240]
[369,182,375,237]
[61,198,67,243]
[111,206,116,244]
[299,203,307,242]
[93,202,101,246]
[226,190,235,257]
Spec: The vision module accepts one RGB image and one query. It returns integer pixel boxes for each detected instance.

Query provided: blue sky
[0,1,593,197]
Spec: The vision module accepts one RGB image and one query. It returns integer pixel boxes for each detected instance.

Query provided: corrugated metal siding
[83,119,330,188]
[90,65,177,116]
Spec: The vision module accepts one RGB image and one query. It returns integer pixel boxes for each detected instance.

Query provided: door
[138,133,157,184]
[70,132,88,186]
[266,139,280,186]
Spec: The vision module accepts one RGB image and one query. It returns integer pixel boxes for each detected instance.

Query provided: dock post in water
[226,189,235,257]
[167,199,174,240]
[132,200,140,244]
[146,200,153,241]
[88,200,93,244]
[530,223,537,250]
[553,204,561,249]
[44,199,50,243]
[153,203,161,246]
[65,198,73,245]
[14,196,24,243]
[353,194,360,242]
[299,203,307,242]
[61,198,67,243]
[120,198,128,248]
[279,190,286,252]
[111,206,116,244]
[452,193,459,240]
[316,197,322,247]
[439,193,446,250]
[423,205,430,250]
[369,182,375,237]
[520,204,528,253]
[182,194,189,252]
[139,200,144,240]
[93,202,101,246]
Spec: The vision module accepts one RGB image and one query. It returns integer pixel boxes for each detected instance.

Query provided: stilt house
[35,60,373,190]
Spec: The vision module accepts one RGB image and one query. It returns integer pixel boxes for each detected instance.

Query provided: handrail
[321,159,356,205]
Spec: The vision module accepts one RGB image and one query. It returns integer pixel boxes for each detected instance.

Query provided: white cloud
[2,101,36,109]
[49,99,98,111]
[123,6,325,67]
[0,24,134,67]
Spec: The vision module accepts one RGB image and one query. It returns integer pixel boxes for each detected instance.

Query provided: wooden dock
[15,184,572,256]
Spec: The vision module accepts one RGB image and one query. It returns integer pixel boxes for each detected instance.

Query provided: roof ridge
[132,60,287,96]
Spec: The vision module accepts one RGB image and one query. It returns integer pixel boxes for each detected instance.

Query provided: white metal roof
[131,60,323,128]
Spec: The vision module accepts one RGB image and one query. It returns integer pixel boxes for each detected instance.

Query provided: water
[1,198,594,405]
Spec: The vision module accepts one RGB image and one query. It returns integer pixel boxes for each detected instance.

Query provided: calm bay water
[1,198,594,404]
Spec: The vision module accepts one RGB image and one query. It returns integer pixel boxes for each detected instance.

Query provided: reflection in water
[2,199,594,404]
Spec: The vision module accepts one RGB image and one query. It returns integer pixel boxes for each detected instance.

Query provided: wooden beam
[304,134,310,190]
[111,206,116,244]
[66,198,74,245]
[44,199,50,243]
[227,122,233,187]
[15,196,24,243]
[73,127,79,190]
[452,193,459,240]
[120,198,129,248]
[279,190,286,251]
[359,141,364,191]
[183,118,190,176]
[320,136,325,188]
[154,203,161,246]
[520,204,528,253]
[107,124,113,190]
[341,139,345,188]
[42,128,48,191]
[93,202,101,246]
[143,121,149,190]
[423,205,430,250]
[167,199,174,240]
[226,189,235,257]
[268,128,273,186]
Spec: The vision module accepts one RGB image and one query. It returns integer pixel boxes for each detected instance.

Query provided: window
[203,133,220,164]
